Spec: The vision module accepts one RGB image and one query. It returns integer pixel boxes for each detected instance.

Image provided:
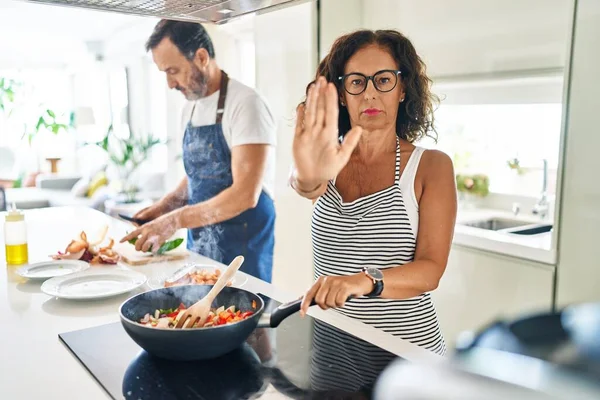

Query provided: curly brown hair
[307,29,438,143]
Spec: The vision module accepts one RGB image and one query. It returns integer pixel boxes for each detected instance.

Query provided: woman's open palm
[293,77,363,187]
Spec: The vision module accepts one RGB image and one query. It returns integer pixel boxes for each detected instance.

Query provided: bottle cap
[5,203,24,222]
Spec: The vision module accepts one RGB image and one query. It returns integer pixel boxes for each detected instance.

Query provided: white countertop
[454,208,556,265]
[0,206,440,400]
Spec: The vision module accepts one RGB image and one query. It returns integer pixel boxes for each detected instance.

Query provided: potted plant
[456,173,490,209]
[0,76,72,186]
[93,125,164,204]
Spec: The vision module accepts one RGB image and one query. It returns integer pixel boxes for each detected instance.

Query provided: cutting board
[114,243,189,266]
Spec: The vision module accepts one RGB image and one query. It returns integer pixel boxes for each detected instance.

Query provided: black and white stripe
[311,139,446,356]
[309,319,397,393]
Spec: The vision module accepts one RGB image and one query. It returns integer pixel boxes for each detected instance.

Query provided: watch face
[366,267,384,281]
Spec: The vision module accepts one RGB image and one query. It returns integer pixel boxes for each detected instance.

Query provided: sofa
[5,172,166,212]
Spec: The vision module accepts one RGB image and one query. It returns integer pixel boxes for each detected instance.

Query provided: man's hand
[120,211,182,253]
[132,200,168,225]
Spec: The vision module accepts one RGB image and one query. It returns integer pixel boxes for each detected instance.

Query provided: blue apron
[182,71,275,283]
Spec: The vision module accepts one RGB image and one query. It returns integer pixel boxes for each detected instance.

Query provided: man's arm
[175,144,269,228]
[160,176,189,212]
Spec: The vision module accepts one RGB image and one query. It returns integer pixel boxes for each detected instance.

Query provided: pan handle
[269,298,315,328]
[259,296,353,329]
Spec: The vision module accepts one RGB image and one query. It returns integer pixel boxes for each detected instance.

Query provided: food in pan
[139,303,254,329]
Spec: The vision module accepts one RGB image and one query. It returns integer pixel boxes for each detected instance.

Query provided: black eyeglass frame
[337,69,402,95]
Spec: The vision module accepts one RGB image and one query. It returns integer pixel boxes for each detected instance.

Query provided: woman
[291,29,457,355]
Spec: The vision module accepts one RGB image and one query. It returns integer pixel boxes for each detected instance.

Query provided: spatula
[174,256,244,329]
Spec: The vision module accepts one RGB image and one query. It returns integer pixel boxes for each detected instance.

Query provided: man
[121,20,277,283]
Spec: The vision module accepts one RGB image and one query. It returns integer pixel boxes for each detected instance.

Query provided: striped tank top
[311,139,446,355]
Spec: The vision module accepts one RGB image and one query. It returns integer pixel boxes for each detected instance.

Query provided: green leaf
[35,116,45,131]
[126,237,183,255]
[46,109,56,118]
[156,238,184,255]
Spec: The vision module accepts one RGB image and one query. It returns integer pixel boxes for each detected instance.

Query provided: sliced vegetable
[156,238,184,255]
[127,236,184,255]
[138,303,253,329]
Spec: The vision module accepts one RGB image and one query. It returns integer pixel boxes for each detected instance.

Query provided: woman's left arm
[300,150,457,314]
[378,149,457,299]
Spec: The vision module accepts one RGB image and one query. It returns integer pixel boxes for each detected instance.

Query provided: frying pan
[119,285,310,361]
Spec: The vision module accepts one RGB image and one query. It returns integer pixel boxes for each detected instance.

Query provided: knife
[118,214,151,225]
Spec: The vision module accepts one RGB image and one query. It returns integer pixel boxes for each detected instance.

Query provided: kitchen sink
[509,224,553,235]
[462,217,531,231]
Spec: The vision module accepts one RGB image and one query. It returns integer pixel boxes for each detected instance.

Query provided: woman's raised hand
[292,76,363,189]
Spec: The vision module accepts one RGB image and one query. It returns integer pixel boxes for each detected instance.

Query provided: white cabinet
[431,245,555,349]
[359,0,573,78]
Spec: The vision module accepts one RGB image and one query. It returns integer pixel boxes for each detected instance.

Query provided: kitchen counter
[454,208,556,265]
[0,206,440,400]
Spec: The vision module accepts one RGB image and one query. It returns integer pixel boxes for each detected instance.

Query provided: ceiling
[0,0,156,68]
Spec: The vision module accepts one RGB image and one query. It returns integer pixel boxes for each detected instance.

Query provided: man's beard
[178,64,208,101]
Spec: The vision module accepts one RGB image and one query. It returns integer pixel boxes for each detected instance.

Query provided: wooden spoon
[174,256,244,329]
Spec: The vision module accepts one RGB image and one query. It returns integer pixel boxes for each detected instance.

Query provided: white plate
[146,264,248,290]
[41,270,147,300]
[16,260,90,280]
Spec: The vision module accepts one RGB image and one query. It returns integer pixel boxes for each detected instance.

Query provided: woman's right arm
[291,77,362,201]
[288,167,327,200]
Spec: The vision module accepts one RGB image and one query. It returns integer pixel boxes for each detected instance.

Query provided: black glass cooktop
[59,294,399,400]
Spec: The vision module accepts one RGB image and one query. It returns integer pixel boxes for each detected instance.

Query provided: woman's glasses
[338,69,402,95]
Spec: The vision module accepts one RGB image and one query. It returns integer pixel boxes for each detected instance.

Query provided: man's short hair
[146,20,215,59]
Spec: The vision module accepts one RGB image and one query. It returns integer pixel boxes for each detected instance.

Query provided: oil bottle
[4,205,28,265]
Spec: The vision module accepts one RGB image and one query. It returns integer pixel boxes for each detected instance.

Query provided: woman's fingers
[314,78,327,132]
[304,82,319,128]
[325,286,341,308]
[338,126,363,164]
[335,289,348,308]
[314,277,331,310]
[324,82,340,135]
[294,104,306,137]
[300,279,321,316]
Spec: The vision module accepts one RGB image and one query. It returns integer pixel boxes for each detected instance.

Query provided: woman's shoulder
[418,148,455,179]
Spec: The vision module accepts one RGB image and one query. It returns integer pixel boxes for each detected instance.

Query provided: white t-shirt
[181,78,277,199]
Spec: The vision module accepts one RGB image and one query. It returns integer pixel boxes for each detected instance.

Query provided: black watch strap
[367,279,384,297]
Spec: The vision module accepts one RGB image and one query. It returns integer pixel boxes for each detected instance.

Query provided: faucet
[532,159,549,219]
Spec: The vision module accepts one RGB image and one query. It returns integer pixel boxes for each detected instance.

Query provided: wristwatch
[362,267,384,297]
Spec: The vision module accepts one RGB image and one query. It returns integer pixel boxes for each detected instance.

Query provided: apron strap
[187,70,229,125]
[216,70,229,124]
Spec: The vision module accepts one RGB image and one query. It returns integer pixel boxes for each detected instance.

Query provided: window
[421,75,564,198]
[0,69,73,148]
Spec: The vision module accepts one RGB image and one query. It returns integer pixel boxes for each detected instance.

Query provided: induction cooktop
[59,294,399,399]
